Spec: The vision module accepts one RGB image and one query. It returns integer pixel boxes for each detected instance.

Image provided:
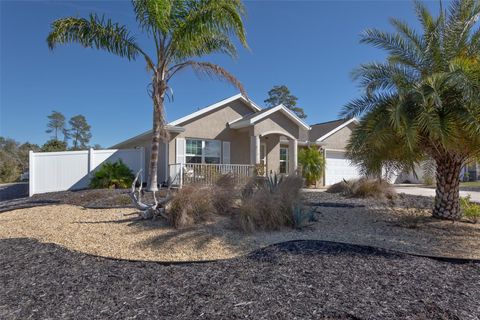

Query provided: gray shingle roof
[309,119,349,141]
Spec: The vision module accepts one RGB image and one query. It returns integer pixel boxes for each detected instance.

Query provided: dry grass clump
[166,174,240,228]
[237,175,304,232]
[327,178,396,199]
[167,185,214,228]
[212,173,238,215]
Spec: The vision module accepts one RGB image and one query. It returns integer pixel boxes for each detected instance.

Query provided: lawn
[461,181,480,188]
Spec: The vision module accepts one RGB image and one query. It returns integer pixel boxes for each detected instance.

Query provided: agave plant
[343,0,480,220]
[47,0,248,191]
[265,172,283,193]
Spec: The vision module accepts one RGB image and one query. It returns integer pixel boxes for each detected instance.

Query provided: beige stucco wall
[321,123,354,150]
[253,111,301,139]
[168,99,254,165]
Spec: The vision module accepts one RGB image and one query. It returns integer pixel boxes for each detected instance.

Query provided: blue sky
[0,0,439,147]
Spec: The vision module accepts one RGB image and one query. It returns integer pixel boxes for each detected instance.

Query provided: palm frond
[167,61,245,96]
[169,0,247,62]
[132,0,172,34]
[47,14,142,61]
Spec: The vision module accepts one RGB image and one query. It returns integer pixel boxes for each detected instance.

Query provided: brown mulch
[0,188,170,213]
[1,238,478,320]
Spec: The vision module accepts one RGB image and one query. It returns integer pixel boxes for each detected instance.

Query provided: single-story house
[112,94,362,186]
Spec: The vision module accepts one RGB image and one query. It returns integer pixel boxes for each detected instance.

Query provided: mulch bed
[0,188,171,213]
[1,238,478,320]
[0,188,132,213]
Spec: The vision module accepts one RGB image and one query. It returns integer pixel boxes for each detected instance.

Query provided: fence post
[139,147,145,181]
[29,150,34,197]
[88,148,95,175]
[179,165,183,188]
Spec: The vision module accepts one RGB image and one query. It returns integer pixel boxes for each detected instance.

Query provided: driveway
[395,185,480,202]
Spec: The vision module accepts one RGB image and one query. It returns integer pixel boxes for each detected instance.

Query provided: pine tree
[264,85,306,119]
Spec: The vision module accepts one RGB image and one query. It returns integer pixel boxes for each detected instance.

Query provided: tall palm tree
[47,0,248,191]
[342,0,480,220]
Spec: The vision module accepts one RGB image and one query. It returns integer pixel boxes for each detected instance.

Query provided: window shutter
[222,141,231,164]
[176,138,186,164]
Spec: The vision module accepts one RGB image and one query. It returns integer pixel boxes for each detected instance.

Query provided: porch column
[250,135,261,165]
[289,139,298,174]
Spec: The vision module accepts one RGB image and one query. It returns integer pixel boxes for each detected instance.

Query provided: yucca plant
[90,160,134,189]
[343,0,480,220]
[47,0,248,191]
[265,172,283,193]
[298,146,325,186]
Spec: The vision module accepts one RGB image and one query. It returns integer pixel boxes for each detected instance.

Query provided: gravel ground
[1,190,479,261]
[1,238,478,320]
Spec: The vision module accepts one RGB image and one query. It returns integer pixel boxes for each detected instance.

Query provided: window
[185,139,221,164]
[280,146,289,174]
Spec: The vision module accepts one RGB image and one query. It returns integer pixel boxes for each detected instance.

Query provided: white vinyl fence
[29,148,144,196]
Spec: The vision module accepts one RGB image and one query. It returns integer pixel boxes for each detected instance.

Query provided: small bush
[212,173,238,215]
[90,160,134,189]
[326,180,352,195]
[167,185,214,228]
[460,195,480,223]
[327,178,396,199]
[298,146,325,186]
[237,174,304,232]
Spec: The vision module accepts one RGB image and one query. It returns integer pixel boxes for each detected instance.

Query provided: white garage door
[325,150,362,186]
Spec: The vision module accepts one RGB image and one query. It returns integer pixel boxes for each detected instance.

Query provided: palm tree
[47,0,248,191]
[342,0,480,220]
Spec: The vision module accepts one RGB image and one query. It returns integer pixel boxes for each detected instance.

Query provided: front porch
[167,132,299,187]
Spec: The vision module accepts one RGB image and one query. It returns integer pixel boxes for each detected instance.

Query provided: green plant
[265,172,283,193]
[460,195,480,223]
[47,0,248,192]
[89,160,134,189]
[41,139,67,152]
[342,0,480,220]
[298,146,325,186]
[293,206,317,229]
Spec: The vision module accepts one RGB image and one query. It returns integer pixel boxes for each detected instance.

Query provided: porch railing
[168,163,255,187]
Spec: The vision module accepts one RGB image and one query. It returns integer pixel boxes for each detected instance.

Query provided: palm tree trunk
[432,154,463,220]
[147,77,168,191]
[148,106,161,191]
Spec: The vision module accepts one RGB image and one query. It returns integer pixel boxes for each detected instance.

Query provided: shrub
[212,173,238,215]
[89,160,134,189]
[237,174,304,232]
[298,146,325,186]
[167,185,214,228]
[327,178,396,199]
[326,180,351,195]
[460,195,480,223]
[41,139,67,152]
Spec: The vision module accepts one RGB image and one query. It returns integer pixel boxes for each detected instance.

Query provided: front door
[260,143,267,175]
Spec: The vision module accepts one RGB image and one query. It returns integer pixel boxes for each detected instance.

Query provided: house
[112,94,362,186]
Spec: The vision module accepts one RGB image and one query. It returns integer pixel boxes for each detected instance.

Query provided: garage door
[324,150,362,186]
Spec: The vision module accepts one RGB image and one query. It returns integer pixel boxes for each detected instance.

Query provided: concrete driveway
[394,185,480,202]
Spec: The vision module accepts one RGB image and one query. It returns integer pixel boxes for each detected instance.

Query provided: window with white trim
[279,146,289,174]
[185,139,221,164]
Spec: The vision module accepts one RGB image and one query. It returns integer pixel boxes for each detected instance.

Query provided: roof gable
[168,93,261,127]
[310,118,358,142]
[229,104,310,130]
